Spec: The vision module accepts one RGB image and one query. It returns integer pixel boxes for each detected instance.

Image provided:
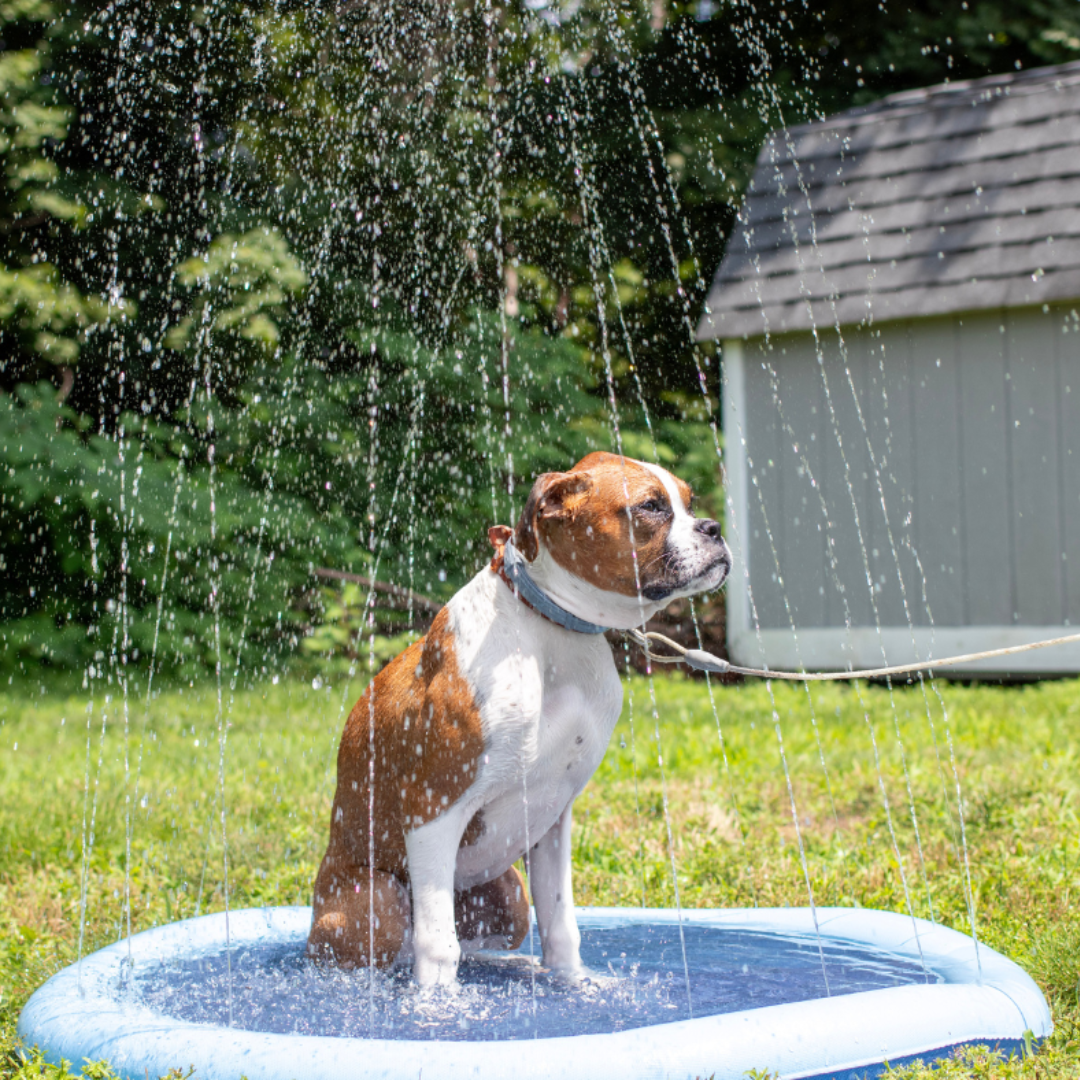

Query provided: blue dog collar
[499,538,609,635]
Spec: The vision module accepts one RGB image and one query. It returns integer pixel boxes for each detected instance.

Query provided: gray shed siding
[732,304,1080,635]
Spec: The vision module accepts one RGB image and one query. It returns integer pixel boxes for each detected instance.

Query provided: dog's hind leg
[308,847,411,968]
[455,865,530,952]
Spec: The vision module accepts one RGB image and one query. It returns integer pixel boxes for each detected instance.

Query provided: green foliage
[1,0,1076,678]
[878,1036,1080,1079]
[0,264,117,366]
[0,0,123,377]
[300,579,422,674]
[165,228,308,356]
[0,0,726,677]
[1,305,717,678]
[3,1046,114,1080]
[2,1041,191,1080]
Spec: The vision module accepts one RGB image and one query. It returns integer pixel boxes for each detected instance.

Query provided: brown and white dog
[308,452,731,986]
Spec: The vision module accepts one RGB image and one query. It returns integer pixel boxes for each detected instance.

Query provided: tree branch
[312,567,443,614]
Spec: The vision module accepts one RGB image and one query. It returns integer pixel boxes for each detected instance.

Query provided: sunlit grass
[2,671,1079,1078]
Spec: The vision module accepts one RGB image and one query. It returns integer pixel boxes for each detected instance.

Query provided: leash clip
[682,648,731,675]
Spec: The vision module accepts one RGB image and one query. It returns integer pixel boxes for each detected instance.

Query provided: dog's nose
[695,518,723,541]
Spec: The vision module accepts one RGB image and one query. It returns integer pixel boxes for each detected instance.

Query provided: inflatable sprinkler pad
[19,905,1050,1080]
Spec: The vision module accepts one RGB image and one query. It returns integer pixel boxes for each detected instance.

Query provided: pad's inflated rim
[18,906,1050,1080]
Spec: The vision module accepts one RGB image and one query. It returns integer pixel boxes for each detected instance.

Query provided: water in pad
[132,922,936,1041]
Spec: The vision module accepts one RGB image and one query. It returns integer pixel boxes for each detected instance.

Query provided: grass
[1,668,1079,1078]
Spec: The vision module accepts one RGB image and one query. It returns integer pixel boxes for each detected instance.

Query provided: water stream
[17,0,997,1043]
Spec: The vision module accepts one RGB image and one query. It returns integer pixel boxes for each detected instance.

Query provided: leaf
[170,228,307,357]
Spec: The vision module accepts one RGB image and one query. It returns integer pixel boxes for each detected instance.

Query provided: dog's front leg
[530,803,583,976]
[405,805,468,987]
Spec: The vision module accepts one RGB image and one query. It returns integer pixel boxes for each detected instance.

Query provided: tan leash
[626,629,1080,681]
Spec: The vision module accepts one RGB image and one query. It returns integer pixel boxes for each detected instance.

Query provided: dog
[307,451,731,986]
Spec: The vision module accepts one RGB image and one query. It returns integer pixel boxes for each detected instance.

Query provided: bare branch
[312,567,443,614]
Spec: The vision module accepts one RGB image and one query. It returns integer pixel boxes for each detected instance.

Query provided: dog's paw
[412,937,462,988]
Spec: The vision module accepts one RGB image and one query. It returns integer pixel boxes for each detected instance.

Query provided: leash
[625,628,1080,681]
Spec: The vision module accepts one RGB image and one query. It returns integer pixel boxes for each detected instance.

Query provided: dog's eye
[637,498,666,514]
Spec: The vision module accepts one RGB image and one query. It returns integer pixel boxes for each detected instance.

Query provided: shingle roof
[697,60,1080,341]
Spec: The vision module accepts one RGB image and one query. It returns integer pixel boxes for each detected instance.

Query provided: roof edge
[697,286,1080,343]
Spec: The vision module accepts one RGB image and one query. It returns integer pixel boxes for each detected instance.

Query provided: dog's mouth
[641,551,731,602]
[702,550,733,587]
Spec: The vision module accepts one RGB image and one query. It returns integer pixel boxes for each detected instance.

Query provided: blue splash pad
[19,906,1050,1080]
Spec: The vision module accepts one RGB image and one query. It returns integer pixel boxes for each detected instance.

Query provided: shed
[698,60,1080,676]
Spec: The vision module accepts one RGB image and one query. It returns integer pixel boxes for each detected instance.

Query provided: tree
[3,0,1077,677]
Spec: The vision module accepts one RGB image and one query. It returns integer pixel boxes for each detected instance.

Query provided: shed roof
[697,60,1080,341]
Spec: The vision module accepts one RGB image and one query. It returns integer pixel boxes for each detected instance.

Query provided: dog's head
[513,452,731,630]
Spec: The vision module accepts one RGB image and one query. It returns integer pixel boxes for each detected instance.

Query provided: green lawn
[1,670,1079,1078]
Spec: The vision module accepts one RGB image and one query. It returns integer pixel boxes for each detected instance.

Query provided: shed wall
[722,304,1080,672]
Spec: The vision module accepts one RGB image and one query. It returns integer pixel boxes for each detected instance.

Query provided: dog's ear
[514,471,593,561]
